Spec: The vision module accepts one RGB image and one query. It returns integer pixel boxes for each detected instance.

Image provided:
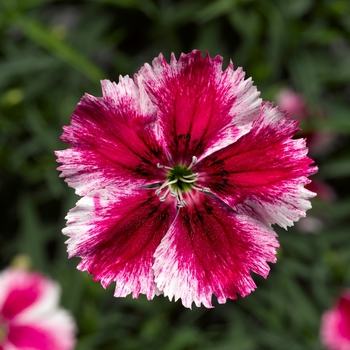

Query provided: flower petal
[0,269,59,322]
[197,102,318,228]
[320,291,350,350]
[64,188,177,300]
[138,50,261,164]
[153,192,279,308]
[56,78,167,196]
[8,309,75,350]
[0,270,76,350]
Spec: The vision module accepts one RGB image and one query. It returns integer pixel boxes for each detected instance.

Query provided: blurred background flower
[320,290,350,350]
[276,87,339,235]
[1,0,350,349]
[277,88,308,120]
[0,266,76,350]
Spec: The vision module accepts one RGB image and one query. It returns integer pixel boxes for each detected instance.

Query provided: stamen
[193,185,211,193]
[157,163,172,170]
[155,188,162,195]
[176,188,187,207]
[153,156,212,207]
[182,173,199,178]
[170,190,178,197]
[188,155,198,169]
[179,177,198,183]
[159,188,170,202]
[155,179,178,195]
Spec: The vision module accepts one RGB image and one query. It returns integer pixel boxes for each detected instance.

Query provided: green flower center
[154,156,210,207]
[167,165,197,192]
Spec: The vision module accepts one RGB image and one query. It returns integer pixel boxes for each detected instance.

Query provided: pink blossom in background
[296,178,336,234]
[306,178,336,204]
[276,88,336,157]
[276,88,336,234]
[56,50,317,308]
[306,130,336,158]
[0,268,76,350]
[321,290,350,350]
[276,88,308,120]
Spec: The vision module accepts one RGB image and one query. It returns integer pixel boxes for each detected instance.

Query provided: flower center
[155,156,209,207]
[167,165,198,192]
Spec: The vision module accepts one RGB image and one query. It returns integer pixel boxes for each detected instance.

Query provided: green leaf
[15,18,105,82]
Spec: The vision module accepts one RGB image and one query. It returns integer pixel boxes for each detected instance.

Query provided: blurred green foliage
[1,0,350,349]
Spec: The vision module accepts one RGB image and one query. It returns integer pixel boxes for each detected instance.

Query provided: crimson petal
[56,78,167,196]
[197,102,318,228]
[138,50,261,164]
[153,192,279,308]
[64,188,177,300]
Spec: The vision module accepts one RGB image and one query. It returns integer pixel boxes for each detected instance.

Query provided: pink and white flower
[321,290,350,350]
[56,50,317,308]
[277,88,308,120]
[276,87,336,157]
[0,268,76,350]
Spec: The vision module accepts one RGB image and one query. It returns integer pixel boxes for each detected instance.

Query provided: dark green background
[1,0,350,349]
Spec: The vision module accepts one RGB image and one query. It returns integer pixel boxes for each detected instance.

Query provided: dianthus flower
[277,88,308,120]
[0,268,76,350]
[321,290,350,350]
[56,50,317,308]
